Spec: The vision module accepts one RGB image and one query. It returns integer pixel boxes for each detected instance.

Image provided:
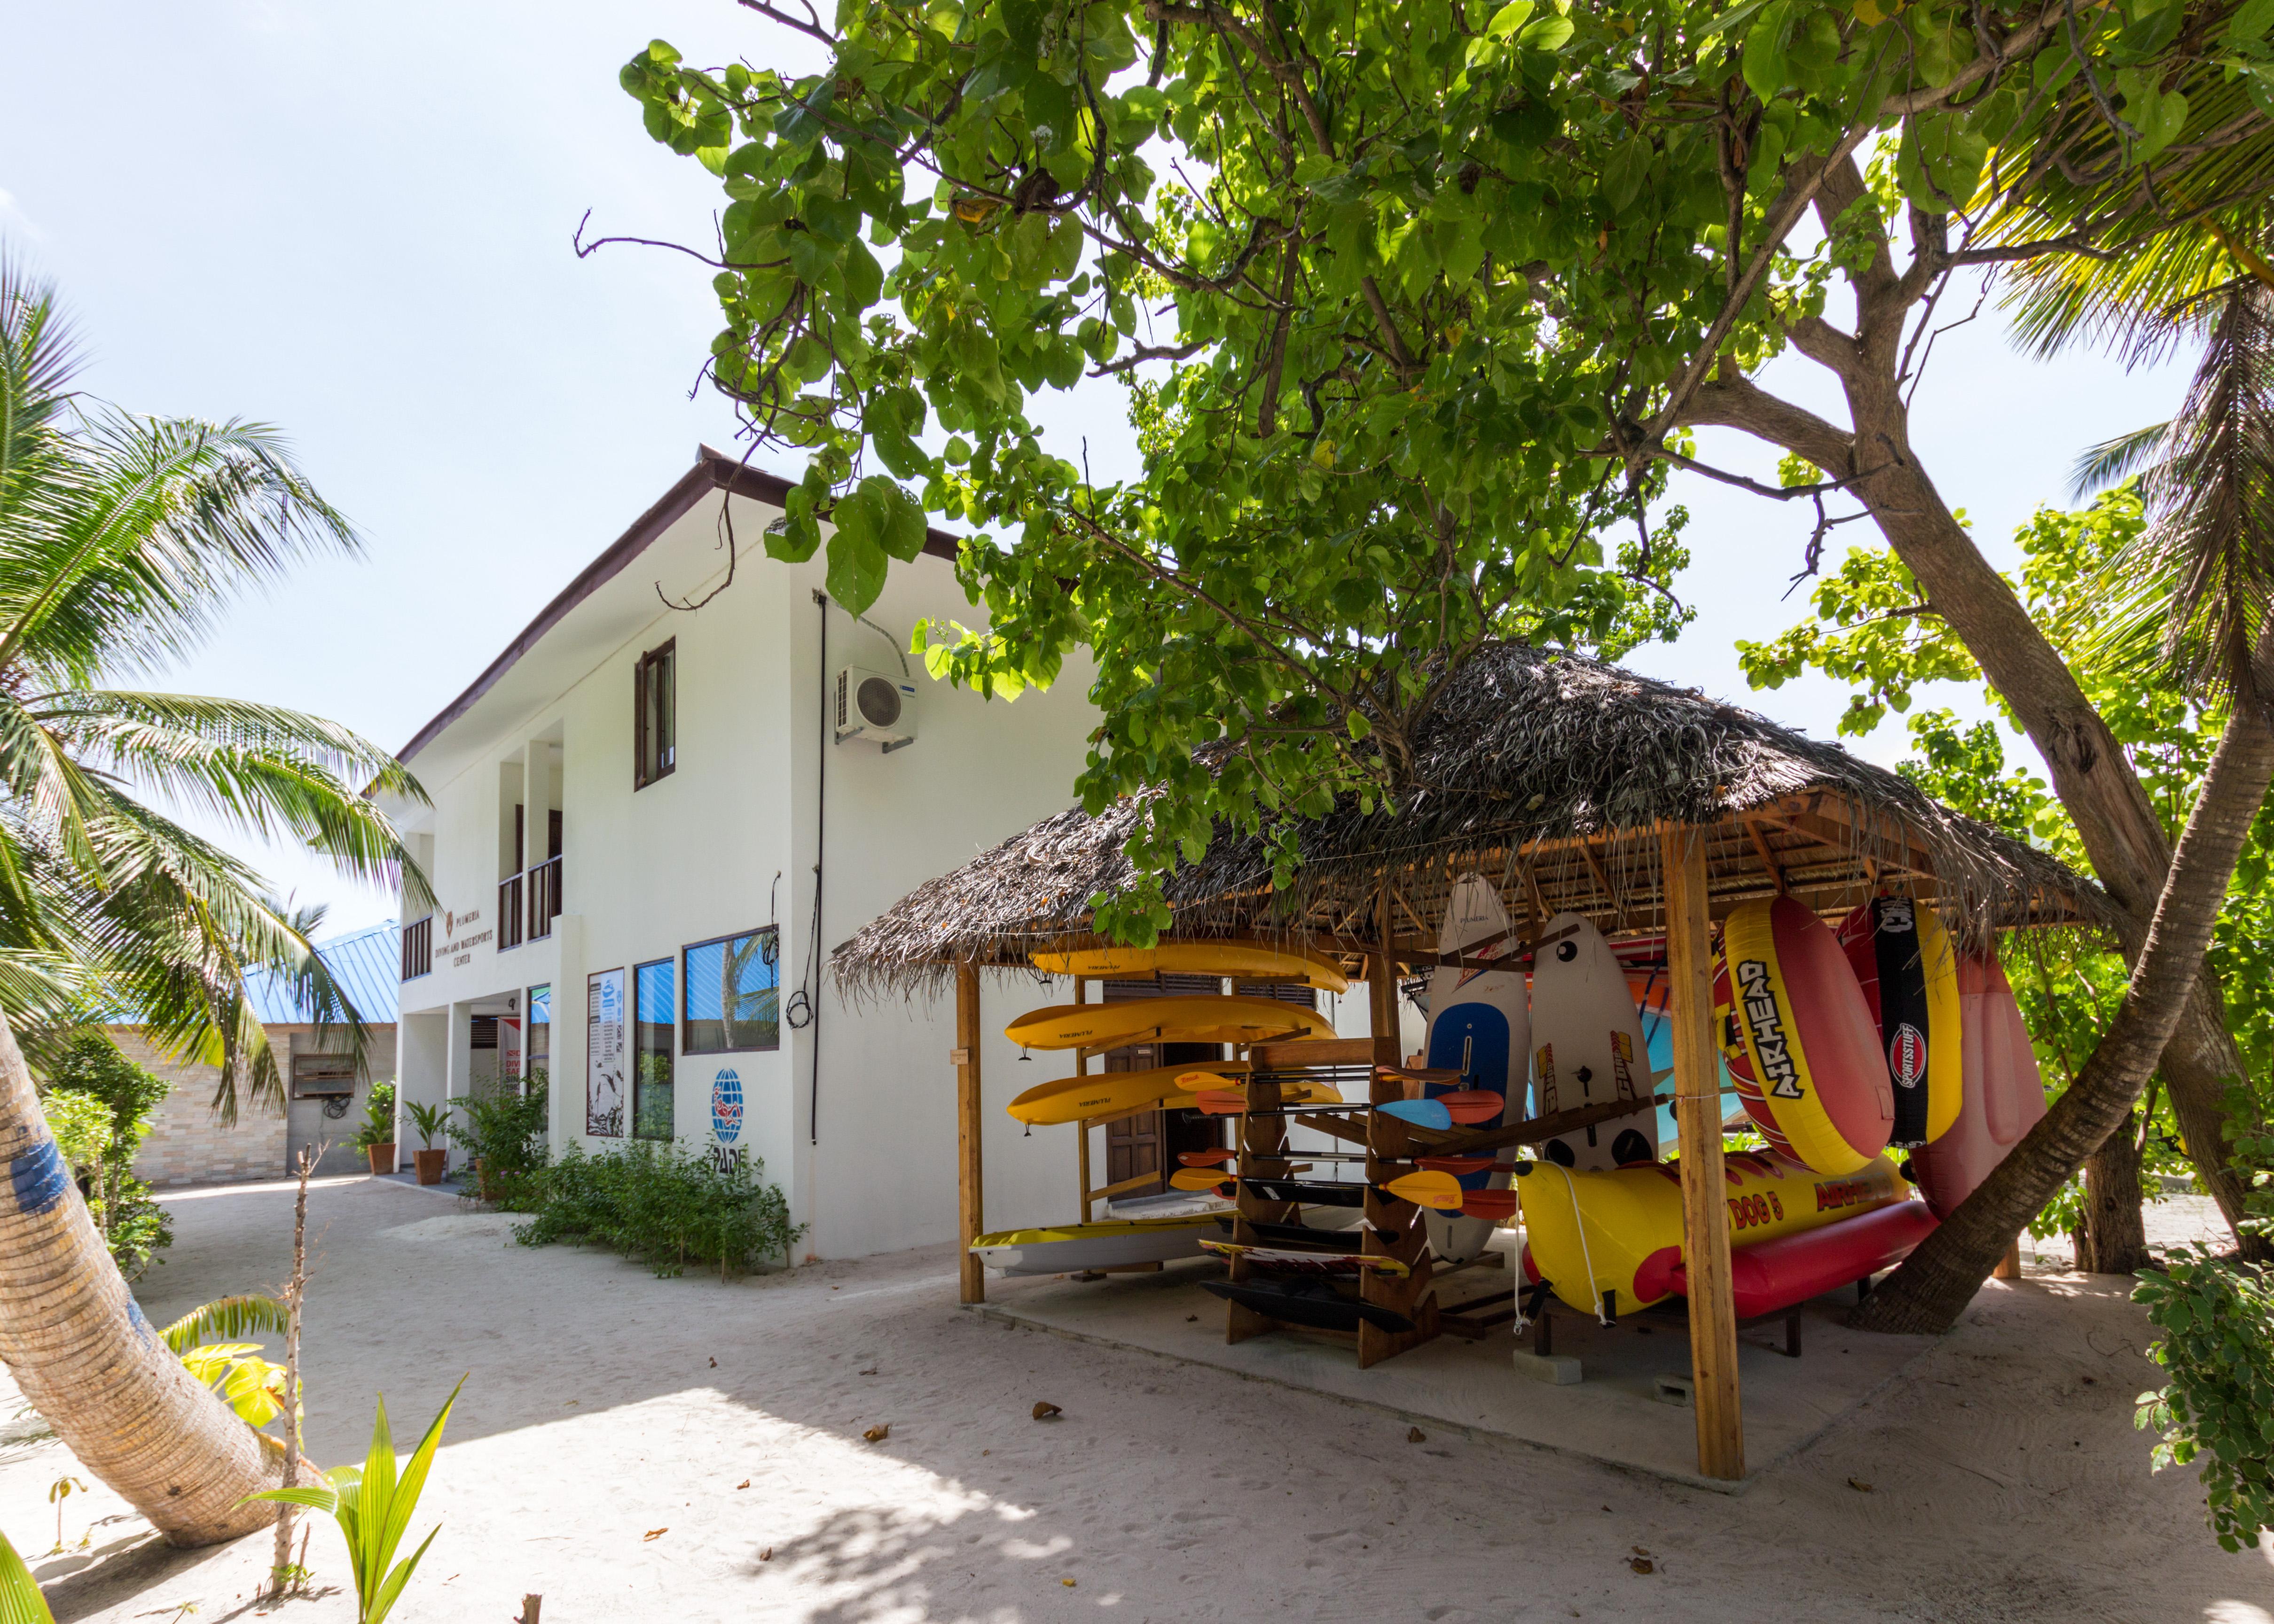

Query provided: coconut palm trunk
[0,1008,286,1546]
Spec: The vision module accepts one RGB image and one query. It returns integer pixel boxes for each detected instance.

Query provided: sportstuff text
[1734,960,1806,1100]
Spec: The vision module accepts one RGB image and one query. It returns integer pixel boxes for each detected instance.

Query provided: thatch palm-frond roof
[835,641,2105,997]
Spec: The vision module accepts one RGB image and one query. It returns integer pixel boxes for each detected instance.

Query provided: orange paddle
[1177,1148,1238,1168]
[1168,1169,1238,1194]
[1382,1171,1521,1221]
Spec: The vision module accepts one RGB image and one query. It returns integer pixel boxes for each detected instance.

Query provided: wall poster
[587,968,626,1137]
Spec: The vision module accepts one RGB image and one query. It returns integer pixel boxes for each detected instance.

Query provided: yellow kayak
[1031,938,1350,993]
[969,1214,1222,1275]
[1008,1062,1248,1125]
[1005,996,1337,1052]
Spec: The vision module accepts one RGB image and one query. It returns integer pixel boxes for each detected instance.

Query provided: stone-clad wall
[117,1026,396,1188]
[122,1030,289,1187]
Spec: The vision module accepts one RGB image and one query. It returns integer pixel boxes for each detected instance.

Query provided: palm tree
[0,258,423,1101]
[0,258,425,1541]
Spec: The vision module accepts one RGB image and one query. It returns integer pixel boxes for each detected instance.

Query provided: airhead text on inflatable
[1516,1151,1932,1319]
[1714,895,1894,1175]
[1910,946,2049,1217]
[1837,897,1962,1149]
[1420,875,1529,1264]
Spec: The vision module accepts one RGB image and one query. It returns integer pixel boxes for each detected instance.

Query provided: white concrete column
[551,914,584,1153]
[445,1000,474,1172]
[396,1011,449,1176]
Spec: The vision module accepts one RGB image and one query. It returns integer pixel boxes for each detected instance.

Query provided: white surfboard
[1530,912,1659,1170]
[1419,877,1530,1263]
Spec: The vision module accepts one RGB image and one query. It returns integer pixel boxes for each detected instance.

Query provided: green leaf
[827,495,891,613]
[1741,2,1794,102]
[1895,109,1989,211]
[0,1527,53,1624]
[1486,0,1537,36]
[840,237,883,311]
[1518,14,1576,49]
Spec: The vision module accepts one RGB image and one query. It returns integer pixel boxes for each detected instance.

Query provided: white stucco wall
[391,484,1100,1259]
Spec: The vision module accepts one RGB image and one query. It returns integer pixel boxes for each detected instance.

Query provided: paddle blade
[1414,1155,1496,1177]
[1378,1099,1451,1130]
[1196,1089,1249,1116]
[1440,1090,1506,1125]
[1383,1170,1466,1210]
[1168,1169,1236,1194]
[1177,1149,1236,1168]
[1459,1188,1521,1222]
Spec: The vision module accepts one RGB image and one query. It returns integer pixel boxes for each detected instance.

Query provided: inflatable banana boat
[1518,1150,1934,1318]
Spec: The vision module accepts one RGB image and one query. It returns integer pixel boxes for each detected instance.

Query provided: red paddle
[1414,1155,1497,1176]
[1177,1149,1237,1168]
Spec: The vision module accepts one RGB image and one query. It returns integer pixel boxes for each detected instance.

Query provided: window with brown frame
[634,641,676,789]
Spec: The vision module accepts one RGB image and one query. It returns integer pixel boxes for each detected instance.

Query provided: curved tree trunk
[1683,181,2270,1259]
[0,1009,288,1546]
[1851,696,2274,1333]
[2076,1114,2153,1275]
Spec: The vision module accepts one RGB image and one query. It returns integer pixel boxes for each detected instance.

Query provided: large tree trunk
[1683,183,2269,1258]
[1851,694,2274,1332]
[0,1009,288,1546]
[2074,1113,2153,1275]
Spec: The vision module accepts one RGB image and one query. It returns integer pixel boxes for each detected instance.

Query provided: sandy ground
[1,1176,2268,1624]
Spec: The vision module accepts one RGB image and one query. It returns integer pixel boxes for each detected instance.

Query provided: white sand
[2,1175,2268,1622]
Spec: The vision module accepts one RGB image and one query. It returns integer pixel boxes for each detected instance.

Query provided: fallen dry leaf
[1185,1314,1199,1322]
[1629,1557,1654,1575]
[1033,1401,1063,1421]
[644,1529,667,1542]
[709,1357,717,1368]
[863,1424,891,1443]
[860,1366,879,1376]
[759,1547,773,1562]
[1406,1427,1426,1444]
[1061,1578,1076,1588]
[735,1480,750,1491]
[1631,1546,1649,1556]
[1848,1477,1874,1493]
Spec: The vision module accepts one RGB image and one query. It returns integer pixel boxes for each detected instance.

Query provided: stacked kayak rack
[967,939,1350,1278]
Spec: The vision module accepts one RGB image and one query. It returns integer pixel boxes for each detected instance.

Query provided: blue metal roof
[242,921,400,1025]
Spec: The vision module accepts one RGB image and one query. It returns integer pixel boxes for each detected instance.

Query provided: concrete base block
[1512,1349,1582,1385]
[1655,1373,1695,1407]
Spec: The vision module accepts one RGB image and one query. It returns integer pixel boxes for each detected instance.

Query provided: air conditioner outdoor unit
[835,666,919,751]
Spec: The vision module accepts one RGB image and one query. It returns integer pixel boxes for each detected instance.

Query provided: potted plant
[353,1081,397,1176]
[404,1101,451,1186]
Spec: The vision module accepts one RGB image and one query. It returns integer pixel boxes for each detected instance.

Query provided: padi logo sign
[1734,960,1805,1101]
[712,1068,744,1144]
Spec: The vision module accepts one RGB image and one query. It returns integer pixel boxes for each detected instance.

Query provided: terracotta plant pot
[414,1148,447,1186]
[366,1142,397,1176]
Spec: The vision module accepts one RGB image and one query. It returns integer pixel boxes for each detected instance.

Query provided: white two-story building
[381,447,1103,1261]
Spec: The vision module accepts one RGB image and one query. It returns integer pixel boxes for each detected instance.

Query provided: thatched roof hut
[836,640,2105,995]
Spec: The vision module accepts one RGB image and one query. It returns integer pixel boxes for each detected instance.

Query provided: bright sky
[0,1,2189,937]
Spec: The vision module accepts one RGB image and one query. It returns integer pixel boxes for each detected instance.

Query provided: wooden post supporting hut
[840,641,2107,1480]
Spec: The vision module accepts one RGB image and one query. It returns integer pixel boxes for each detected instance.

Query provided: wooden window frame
[634,640,677,790]
[680,927,782,1056]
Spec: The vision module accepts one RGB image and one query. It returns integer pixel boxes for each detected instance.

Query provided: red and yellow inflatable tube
[1714,896,1894,1175]
[1516,1150,1912,1316]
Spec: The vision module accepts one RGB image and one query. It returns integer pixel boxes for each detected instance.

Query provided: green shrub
[353,1081,397,1151]
[513,1140,803,1280]
[450,1074,549,1210]
[2135,1241,2274,1552]
[41,1037,173,1279]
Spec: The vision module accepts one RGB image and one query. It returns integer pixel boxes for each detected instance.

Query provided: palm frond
[157,1294,288,1355]
[2070,425,2173,501]
[2121,283,2274,697]
[0,412,359,688]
